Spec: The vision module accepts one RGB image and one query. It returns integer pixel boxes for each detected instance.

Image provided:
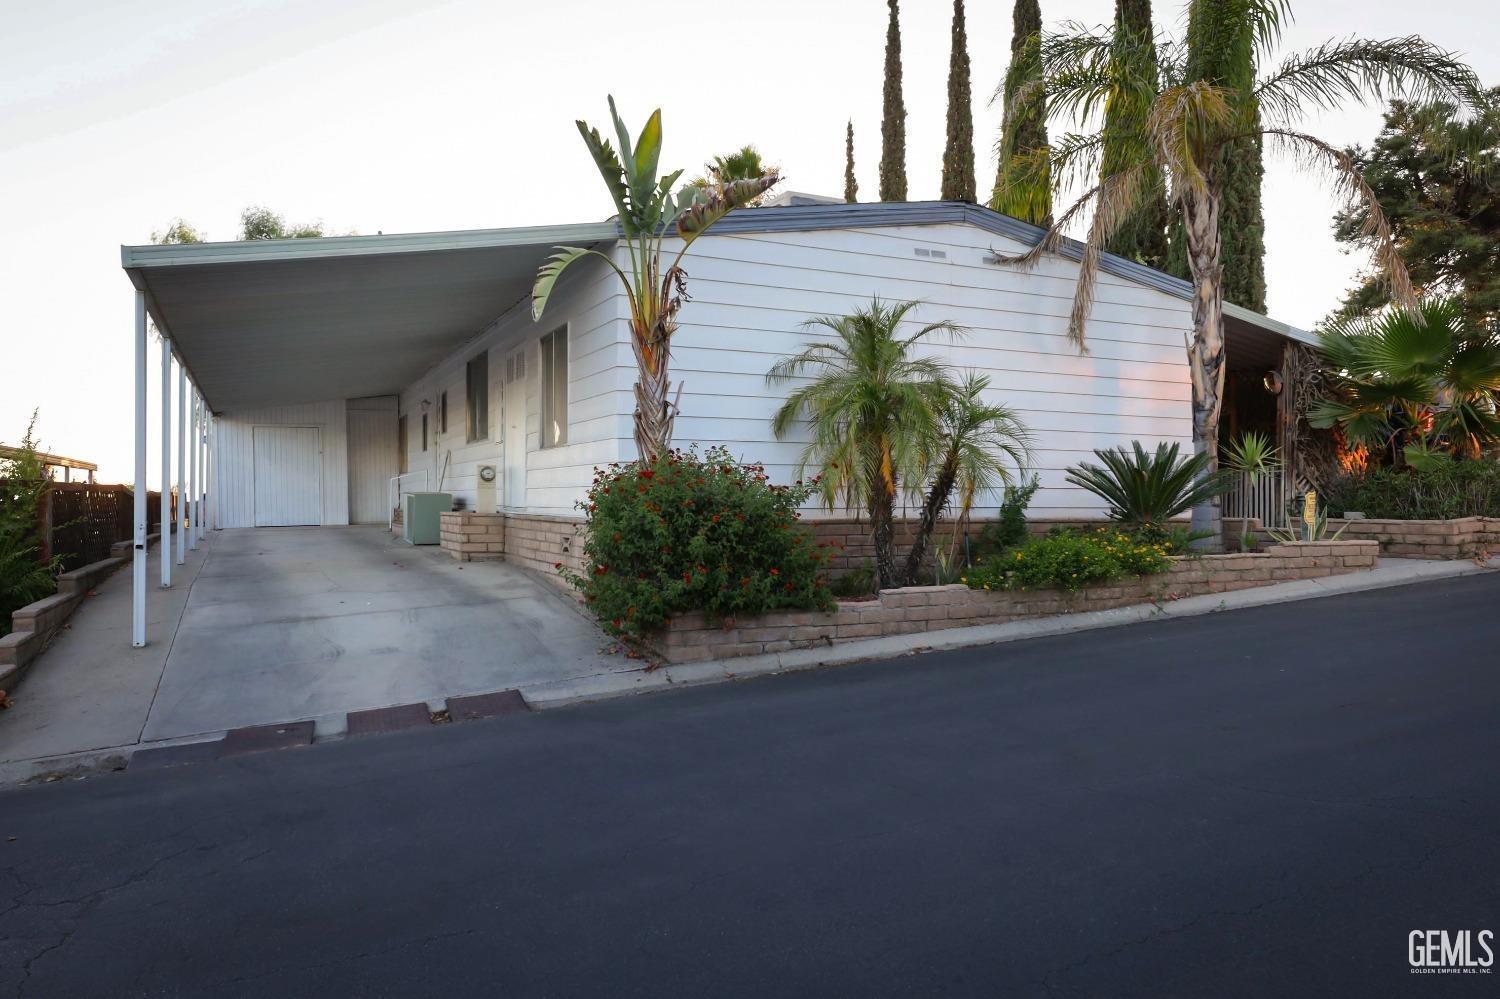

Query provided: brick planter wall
[1,555,128,689]
[657,540,1379,664]
[1324,517,1500,559]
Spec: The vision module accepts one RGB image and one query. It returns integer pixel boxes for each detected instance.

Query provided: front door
[253,426,322,527]
[503,347,527,509]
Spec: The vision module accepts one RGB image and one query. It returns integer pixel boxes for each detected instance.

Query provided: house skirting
[657,541,1380,664]
[439,512,586,580]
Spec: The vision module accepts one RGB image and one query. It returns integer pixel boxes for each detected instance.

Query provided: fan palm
[1311,297,1500,461]
[903,373,1034,585]
[768,299,960,588]
[1066,440,1234,529]
[993,0,1484,547]
[688,145,781,206]
[533,98,778,461]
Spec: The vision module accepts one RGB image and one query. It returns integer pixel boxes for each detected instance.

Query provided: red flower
[769,568,779,576]
[594,565,608,575]
[553,561,563,570]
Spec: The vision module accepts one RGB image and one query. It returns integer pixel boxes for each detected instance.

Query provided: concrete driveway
[0,527,626,768]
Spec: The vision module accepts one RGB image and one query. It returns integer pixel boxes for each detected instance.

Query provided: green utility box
[402,492,452,545]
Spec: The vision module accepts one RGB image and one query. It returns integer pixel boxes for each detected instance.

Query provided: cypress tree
[992,0,1051,224]
[941,0,977,202]
[1167,0,1267,309]
[1100,0,1170,269]
[845,121,859,203]
[879,0,907,201]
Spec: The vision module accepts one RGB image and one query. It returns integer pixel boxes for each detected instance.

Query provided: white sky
[1,0,1493,482]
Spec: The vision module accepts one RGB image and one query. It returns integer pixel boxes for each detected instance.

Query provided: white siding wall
[397,255,629,516]
[663,222,1195,519]
[346,396,399,524]
[216,401,350,528]
[393,220,1195,520]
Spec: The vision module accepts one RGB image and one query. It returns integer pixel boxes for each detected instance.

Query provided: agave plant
[1065,441,1235,533]
[1221,431,1281,484]
[533,97,778,462]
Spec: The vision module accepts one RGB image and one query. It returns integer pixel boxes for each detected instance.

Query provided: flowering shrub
[561,446,835,641]
[961,528,1171,592]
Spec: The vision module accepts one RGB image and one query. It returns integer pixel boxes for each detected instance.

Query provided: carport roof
[122,201,1314,413]
[123,222,617,412]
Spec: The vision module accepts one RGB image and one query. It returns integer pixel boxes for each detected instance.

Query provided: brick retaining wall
[1,556,128,689]
[1324,517,1500,559]
[657,540,1379,664]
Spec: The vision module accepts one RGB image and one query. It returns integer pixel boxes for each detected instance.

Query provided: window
[466,352,489,443]
[540,327,568,448]
[421,413,428,451]
[439,391,449,436]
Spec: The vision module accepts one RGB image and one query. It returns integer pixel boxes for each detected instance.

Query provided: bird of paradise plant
[532,97,778,461]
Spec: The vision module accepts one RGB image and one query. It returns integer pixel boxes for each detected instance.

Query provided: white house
[123,200,1313,540]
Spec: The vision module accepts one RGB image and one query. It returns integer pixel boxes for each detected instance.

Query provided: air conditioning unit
[401,492,452,545]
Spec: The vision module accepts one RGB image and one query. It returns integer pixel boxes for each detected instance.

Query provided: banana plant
[533,96,778,461]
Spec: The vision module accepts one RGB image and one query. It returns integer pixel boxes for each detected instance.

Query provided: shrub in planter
[962,528,1171,592]
[562,446,835,641]
[1322,463,1500,520]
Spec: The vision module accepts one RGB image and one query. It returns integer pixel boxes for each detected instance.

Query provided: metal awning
[121,222,616,413]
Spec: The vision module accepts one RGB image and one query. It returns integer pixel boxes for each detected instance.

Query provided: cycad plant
[1311,297,1500,462]
[903,373,1034,584]
[1066,441,1234,530]
[533,97,778,461]
[993,0,1483,545]
[768,299,959,588]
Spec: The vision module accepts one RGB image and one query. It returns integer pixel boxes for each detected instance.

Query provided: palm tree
[903,374,1033,584]
[768,300,959,588]
[688,145,782,206]
[534,98,777,461]
[993,1,1483,546]
[1311,297,1500,462]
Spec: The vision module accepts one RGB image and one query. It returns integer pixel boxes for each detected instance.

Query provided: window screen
[466,352,489,443]
[540,328,568,448]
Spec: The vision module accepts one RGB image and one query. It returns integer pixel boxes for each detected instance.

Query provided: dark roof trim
[705,200,1316,345]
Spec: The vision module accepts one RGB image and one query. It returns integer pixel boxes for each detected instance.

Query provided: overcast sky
[1,0,1493,482]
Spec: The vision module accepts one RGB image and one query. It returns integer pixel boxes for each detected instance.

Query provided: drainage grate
[447,689,529,721]
[218,720,315,757]
[346,702,433,736]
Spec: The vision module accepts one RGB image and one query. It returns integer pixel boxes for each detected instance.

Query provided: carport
[120,221,615,647]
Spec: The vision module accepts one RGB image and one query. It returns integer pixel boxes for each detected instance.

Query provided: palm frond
[1255,36,1485,128]
[1261,128,1418,317]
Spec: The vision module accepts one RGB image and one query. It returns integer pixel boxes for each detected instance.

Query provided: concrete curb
[517,557,1497,710]
[3,558,1491,788]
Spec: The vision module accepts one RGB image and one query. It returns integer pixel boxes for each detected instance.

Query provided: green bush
[975,475,1040,556]
[1,413,59,636]
[962,528,1171,592]
[563,446,835,641]
[1322,462,1500,520]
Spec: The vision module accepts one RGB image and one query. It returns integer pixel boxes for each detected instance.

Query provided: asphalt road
[3,574,1499,998]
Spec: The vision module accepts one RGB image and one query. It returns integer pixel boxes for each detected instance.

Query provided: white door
[347,409,398,524]
[253,426,322,527]
[503,348,527,509]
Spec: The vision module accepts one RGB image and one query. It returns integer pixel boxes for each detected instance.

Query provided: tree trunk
[1183,189,1226,551]
[903,456,959,586]
[632,317,676,462]
[868,440,899,589]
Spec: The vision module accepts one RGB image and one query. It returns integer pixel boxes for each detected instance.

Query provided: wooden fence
[1,481,172,572]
